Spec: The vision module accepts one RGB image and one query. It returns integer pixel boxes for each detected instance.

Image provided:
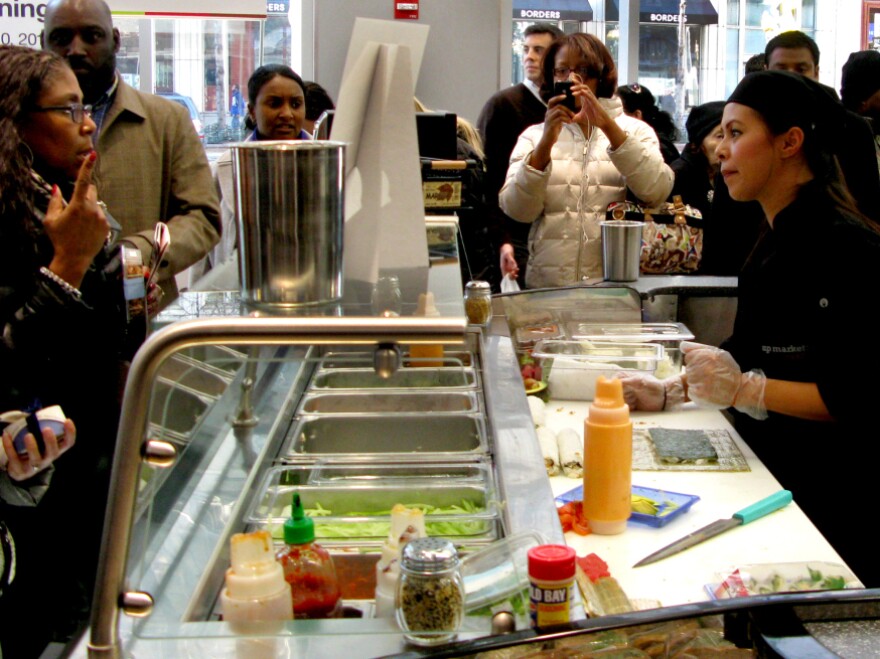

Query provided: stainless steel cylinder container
[232,140,346,307]
[600,220,644,282]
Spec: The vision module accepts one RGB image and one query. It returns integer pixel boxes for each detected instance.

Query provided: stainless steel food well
[246,462,501,546]
[309,366,478,391]
[298,391,479,415]
[280,414,487,461]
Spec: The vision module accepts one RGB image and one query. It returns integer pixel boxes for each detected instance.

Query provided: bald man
[43,0,220,303]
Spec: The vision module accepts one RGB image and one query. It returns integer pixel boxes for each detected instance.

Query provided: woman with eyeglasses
[499,33,673,288]
[0,45,130,656]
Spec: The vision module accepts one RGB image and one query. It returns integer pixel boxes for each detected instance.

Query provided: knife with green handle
[633,490,793,568]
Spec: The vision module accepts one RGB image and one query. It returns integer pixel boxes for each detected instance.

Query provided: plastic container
[220,530,293,622]
[275,493,342,619]
[556,484,701,528]
[568,322,694,376]
[583,377,632,535]
[461,530,549,630]
[533,340,663,401]
[706,561,863,600]
[397,537,465,646]
[527,544,576,628]
[410,292,444,367]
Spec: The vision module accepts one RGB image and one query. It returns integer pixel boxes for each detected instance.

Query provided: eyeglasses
[31,103,93,124]
[553,66,596,80]
[628,82,642,93]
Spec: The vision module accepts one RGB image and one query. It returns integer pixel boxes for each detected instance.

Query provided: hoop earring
[19,141,34,168]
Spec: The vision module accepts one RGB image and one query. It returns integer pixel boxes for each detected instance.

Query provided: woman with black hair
[618,83,680,164]
[212,64,309,269]
[623,71,880,587]
[0,44,128,656]
[499,33,673,288]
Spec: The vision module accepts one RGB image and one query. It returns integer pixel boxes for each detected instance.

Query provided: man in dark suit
[477,23,562,289]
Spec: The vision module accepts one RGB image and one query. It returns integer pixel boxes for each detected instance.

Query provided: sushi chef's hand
[681,342,768,419]
[617,373,685,411]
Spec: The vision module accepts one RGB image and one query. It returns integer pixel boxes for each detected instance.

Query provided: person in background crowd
[669,100,765,276]
[229,83,244,134]
[621,70,880,587]
[499,33,673,288]
[618,83,680,164]
[744,52,766,74]
[210,65,309,272]
[840,49,880,170]
[477,23,562,290]
[669,101,725,219]
[302,80,335,135]
[764,30,880,221]
[0,44,132,656]
[43,0,220,304]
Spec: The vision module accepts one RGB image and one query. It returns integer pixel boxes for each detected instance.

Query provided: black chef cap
[685,101,725,146]
[841,50,880,112]
[727,70,846,156]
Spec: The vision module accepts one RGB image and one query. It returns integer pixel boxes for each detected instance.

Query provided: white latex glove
[681,341,768,420]
[617,373,686,411]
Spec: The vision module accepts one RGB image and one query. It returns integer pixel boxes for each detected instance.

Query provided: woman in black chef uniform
[623,70,880,587]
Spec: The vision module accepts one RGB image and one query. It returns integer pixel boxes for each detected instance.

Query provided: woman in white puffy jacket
[499,33,673,288]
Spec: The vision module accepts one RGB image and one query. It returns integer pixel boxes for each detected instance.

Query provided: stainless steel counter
[70,314,563,658]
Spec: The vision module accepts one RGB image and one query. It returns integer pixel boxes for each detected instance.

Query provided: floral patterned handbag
[606,195,704,274]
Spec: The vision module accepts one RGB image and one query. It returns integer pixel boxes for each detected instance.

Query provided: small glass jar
[464,280,492,326]
[396,537,464,646]
[372,275,402,316]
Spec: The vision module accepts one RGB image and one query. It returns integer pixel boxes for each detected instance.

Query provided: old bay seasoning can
[528,544,576,628]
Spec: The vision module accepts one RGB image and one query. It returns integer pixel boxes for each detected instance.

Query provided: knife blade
[633,490,793,568]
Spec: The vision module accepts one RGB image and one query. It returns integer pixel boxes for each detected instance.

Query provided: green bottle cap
[283,493,315,545]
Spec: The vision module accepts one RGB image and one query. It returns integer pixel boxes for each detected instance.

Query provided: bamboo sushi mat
[632,425,750,472]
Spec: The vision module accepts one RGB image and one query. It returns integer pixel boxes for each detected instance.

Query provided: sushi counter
[70,258,879,657]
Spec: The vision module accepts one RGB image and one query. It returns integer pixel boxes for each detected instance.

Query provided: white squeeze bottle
[583,376,632,535]
[221,530,294,622]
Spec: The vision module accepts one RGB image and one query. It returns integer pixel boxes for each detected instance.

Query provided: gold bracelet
[39,266,82,299]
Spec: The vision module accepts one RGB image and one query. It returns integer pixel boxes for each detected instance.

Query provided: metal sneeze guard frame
[86,315,467,657]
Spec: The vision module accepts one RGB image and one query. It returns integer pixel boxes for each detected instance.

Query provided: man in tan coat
[43,0,220,302]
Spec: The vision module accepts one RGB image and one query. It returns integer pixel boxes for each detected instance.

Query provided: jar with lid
[464,280,492,326]
[396,537,465,646]
[372,275,402,316]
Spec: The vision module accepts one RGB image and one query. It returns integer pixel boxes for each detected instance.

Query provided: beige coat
[499,96,673,288]
[95,79,220,300]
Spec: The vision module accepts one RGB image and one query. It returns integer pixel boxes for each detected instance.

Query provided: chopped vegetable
[557,501,590,536]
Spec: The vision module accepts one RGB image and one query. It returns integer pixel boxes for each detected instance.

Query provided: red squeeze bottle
[276,493,342,619]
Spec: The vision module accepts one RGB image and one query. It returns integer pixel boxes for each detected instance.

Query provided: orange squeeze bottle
[583,377,632,535]
[409,292,444,367]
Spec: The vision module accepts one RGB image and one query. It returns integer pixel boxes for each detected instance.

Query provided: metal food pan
[280,414,487,460]
[298,391,478,415]
[247,463,500,544]
[318,350,475,369]
[310,367,478,391]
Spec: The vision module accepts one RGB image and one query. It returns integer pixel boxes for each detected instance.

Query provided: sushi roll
[557,427,583,478]
[536,426,560,476]
[527,395,546,427]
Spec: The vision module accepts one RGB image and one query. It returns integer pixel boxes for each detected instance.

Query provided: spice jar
[396,537,464,646]
[528,544,576,628]
[464,280,492,326]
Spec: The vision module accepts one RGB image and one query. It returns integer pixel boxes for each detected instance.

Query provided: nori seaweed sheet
[649,428,718,463]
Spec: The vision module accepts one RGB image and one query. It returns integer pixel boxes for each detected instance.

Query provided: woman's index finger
[70,149,98,202]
